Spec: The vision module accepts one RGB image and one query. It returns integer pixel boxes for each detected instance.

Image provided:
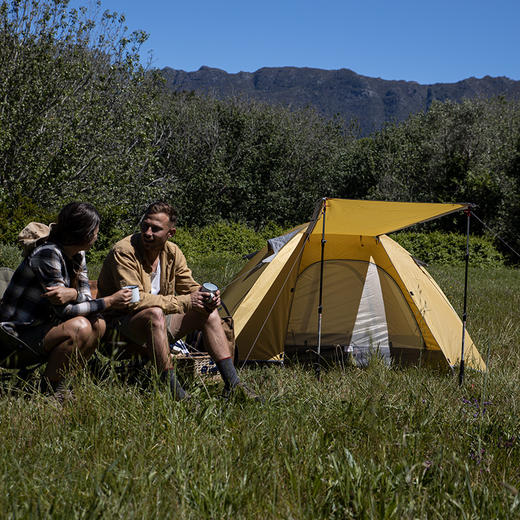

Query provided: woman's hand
[43,286,78,305]
[104,288,133,310]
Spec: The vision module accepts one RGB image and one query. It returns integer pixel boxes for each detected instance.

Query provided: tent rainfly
[221,198,485,371]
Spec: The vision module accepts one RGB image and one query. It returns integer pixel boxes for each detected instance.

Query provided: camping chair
[0,267,44,384]
[0,322,43,372]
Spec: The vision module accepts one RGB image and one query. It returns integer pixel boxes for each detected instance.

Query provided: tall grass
[0,263,519,518]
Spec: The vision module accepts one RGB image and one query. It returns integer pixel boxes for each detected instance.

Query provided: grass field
[0,260,519,518]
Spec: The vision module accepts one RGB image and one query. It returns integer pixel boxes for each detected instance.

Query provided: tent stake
[459,208,471,386]
[316,198,327,381]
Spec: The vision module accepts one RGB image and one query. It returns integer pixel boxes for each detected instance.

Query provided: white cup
[123,285,140,303]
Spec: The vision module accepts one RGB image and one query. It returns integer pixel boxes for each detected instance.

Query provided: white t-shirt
[150,260,161,295]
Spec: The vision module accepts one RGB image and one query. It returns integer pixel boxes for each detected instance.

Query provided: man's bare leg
[168,309,231,360]
[117,307,171,371]
[121,307,259,401]
[117,307,188,399]
[168,310,253,397]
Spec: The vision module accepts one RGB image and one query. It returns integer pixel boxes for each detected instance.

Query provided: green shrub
[0,243,22,269]
[391,231,504,267]
[2,228,505,274]
[174,221,285,260]
[85,222,284,280]
[188,254,247,289]
[86,248,111,267]
[0,198,56,244]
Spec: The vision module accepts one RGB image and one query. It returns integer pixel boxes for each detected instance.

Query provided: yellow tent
[221,199,485,370]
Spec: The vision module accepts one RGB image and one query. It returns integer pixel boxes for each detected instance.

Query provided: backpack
[17,222,53,257]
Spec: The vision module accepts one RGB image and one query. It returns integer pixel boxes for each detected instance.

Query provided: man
[97,201,259,401]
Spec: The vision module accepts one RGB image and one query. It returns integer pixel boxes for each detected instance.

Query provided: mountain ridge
[161,66,520,135]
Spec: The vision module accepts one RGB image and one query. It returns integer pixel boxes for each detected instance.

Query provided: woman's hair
[49,202,100,246]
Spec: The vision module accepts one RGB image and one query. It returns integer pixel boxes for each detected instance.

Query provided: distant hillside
[161,66,520,135]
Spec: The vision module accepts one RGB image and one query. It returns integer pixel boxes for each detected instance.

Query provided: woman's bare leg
[42,316,105,383]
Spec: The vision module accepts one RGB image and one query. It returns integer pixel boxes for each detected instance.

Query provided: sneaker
[222,381,264,403]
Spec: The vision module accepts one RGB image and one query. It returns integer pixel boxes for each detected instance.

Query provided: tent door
[347,259,391,366]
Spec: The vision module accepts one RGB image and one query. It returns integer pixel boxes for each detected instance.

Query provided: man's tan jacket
[97,234,200,314]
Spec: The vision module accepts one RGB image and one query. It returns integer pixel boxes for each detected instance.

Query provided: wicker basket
[173,353,220,381]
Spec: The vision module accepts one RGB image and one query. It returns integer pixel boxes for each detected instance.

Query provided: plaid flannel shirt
[0,242,106,326]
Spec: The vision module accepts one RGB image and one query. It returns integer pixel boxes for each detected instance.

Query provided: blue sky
[70,0,519,84]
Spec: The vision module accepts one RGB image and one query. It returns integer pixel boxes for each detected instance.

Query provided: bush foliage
[0,243,21,270]
[392,231,505,267]
[0,224,505,273]
[174,221,285,260]
[0,0,519,263]
[176,226,505,269]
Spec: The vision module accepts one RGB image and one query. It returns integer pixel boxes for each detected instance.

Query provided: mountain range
[161,66,520,135]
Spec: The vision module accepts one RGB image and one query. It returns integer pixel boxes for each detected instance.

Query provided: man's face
[140,212,175,250]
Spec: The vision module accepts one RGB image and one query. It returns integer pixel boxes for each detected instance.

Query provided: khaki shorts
[106,313,182,346]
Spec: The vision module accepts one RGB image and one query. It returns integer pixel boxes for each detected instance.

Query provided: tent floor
[283,344,449,370]
[284,344,349,366]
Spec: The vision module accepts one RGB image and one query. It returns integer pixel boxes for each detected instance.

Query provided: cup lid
[202,282,218,292]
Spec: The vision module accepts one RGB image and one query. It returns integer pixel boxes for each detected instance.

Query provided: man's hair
[49,202,100,246]
[142,201,177,226]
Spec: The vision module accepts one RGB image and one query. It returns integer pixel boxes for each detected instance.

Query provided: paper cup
[123,285,140,303]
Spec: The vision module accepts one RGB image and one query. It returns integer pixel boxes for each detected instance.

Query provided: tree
[0,0,161,243]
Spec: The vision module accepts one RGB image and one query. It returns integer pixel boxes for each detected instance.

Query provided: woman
[0,202,131,397]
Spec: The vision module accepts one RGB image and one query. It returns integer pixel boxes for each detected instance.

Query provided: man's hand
[43,286,77,305]
[104,288,133,310]
[191,289,221,313]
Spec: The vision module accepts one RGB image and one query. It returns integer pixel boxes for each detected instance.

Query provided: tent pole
[316,198,327,381]
[459,208,471,386]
